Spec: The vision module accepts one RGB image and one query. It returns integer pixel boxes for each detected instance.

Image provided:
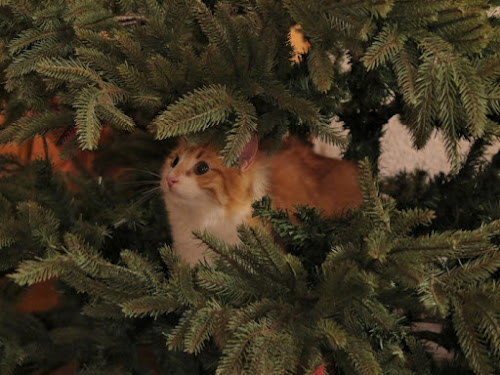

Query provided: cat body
[268,138,362,217]
[160,137,361,266]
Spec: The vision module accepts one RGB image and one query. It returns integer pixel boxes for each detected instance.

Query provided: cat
[160,136,362,266]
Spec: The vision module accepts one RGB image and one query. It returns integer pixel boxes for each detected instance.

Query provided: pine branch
[462,285,500,359]
[455,60,488,137]
[365,228,394,262]
[196,268,258,303]
[116,61,153,95]
[16,201,61,250]
[404,78,435,150]
[392,223,500,258]
[257,82,321,126]
[476,54,500,79]
[9,254,71,286]
[63,234,146,285]
[435,60,461,173]
[74,28,123,56]
[362,24,407,70]
[192,0,236,67]
[167,309,196,351]
[307,46,335,93]
[487,86,500,116]
[183,301,222,354]
[0,340,25,375]
[309,118,350,149]
[2,111,74,144]
[163,254,202,307]
[5,41,74,91]
[82,302,124,319]
[8,28,62,55]
[411,33,488,171]
[367,0,393,18]
[226,299,278,332]
[113,29,148,69]
[217,320,270,375]
[391,207,435,236]
[344,336,383,375]
[73,86,103,150]
[120,249,165,286]
[194,229,259,277]
[391,45,419,104]
[152,84,237,139]
[147,54,188,93]
[220,100,258,166]
[244,329,299,375]
[433,8,491,54]
[59,266,145,304]
[283,0,334,44]
[439,249,500,285]
[453,298,494,375]
[120,295,181,318]
[67,0,117,30]
[158,244,180,270]
[75,46,122,77]
[237,225,292,281]
[36,57,105,86]
[96,103,136,132]
[317,319,348,350]
[358,158,391,231]
[389,0,448,24]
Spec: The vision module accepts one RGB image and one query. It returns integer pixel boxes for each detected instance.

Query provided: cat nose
[167,176,178,189]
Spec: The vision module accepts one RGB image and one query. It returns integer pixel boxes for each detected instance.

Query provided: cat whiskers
[121,167,161,179]
[133,185,162,207]
[121,179,161,187]
[121,168,163,207]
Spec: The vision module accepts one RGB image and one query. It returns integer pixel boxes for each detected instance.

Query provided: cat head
[160,136,262,210]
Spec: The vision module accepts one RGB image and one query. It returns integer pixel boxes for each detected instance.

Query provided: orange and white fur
[160,136,362,266]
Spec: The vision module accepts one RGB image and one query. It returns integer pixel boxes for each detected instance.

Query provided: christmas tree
[1,1,499,374]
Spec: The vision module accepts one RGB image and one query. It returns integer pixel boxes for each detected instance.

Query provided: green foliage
[2,0,498,167]
[0,134,206,374]
[382,140,500,232]
[4,157,499,374]
[1,1,500,374]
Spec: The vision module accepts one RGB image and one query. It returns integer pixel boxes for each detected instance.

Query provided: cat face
[161,136,264,216]
[161,141,233,207]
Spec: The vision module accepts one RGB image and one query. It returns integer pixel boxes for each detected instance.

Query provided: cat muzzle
[167,176,179,189]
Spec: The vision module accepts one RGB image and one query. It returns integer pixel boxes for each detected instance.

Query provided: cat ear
[239,134,258,171]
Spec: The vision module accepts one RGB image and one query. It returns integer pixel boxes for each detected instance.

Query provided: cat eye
[171,156,179,167]
[194,161,210,175]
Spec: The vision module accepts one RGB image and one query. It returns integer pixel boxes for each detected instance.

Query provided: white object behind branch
[313,116,500,177]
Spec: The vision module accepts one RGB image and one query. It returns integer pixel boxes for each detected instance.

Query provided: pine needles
[1,1,500,374]
[3,0,497,168]
[4,157,499,374]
